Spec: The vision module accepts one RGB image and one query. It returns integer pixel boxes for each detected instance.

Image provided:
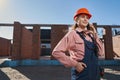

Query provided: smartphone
[87,23,94,31]
[86,23,91,30]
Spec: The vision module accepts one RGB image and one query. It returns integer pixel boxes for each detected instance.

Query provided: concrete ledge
[98,59,120,66]
[0,60,62,67]
[0,59,120,67]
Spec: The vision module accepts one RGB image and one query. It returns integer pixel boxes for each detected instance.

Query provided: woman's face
[76,14,90,28]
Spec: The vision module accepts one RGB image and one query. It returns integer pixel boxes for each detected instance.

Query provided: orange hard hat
[74,8,92,20]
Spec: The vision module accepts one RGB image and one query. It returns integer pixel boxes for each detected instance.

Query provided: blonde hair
[71,23,78,30]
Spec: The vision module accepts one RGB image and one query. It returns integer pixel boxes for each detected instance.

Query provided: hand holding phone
[87,23,97,34]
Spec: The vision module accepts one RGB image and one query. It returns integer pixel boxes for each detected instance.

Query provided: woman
[52,8,104,80]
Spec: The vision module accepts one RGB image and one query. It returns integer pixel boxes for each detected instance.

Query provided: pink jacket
[52,28,104,67]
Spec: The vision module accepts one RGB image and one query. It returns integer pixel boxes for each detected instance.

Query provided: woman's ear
[74,16,79,22]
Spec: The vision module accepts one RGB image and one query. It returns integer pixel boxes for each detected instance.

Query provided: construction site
[0,21,120,80]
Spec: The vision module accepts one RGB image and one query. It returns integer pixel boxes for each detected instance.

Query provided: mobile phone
[86,23,91,30]
[87,23,93,31]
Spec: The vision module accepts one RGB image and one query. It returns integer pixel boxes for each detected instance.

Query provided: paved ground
[0,65,120,80]
[0,57,120,80]
[0,66,71,80]
[101,66,120,80]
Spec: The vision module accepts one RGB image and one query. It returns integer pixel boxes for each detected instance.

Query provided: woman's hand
[89,24,97,34]
[75,62,87,73]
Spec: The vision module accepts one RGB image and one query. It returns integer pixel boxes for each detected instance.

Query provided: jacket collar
[75,27,90,34]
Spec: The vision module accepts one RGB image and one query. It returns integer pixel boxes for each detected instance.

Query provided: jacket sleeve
[94,34,104,56]
[52,32,78,67]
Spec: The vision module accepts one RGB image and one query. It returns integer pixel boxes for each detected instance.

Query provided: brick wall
[51,25,68,59]
[32,25,41,59]
[12,22,40,60]
[21,27,33,59]
[0,37,11,56]
[103,27,114,59]
[12,22,22,60]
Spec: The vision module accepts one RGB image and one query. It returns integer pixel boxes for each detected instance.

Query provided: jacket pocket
[75,40,83,44]
[75,40,84,51]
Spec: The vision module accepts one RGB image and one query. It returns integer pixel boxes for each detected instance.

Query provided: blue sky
[0,0,120,39]
[0,0,120,25]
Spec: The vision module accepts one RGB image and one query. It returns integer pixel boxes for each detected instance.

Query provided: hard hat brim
[74,13,92,21]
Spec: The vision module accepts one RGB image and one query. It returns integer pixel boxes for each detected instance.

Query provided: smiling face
[75,14,90,29]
